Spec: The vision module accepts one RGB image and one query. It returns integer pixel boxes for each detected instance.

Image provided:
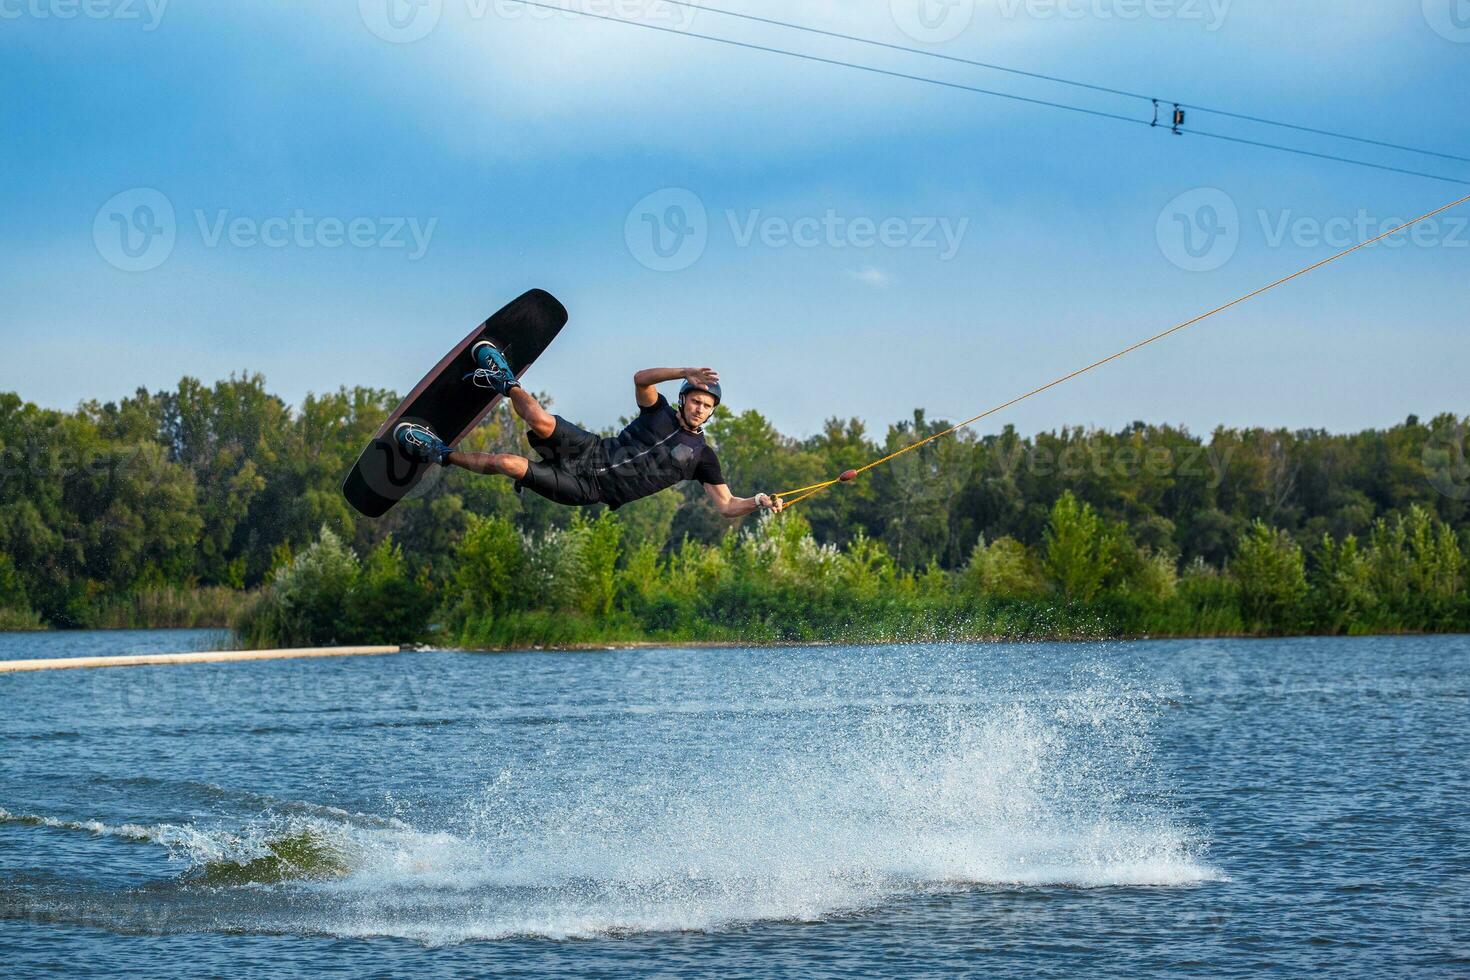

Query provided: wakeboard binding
[468,340,520,395]
[394,421,453,465]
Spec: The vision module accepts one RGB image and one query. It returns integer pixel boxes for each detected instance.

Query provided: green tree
[240,526,360,647]
[798,417,879,548]
[962,535,1043,599]
[347,539,434,645]
[1231,521,1307,633]
[835,529,896,601]
[868,410,974,568]
[453,514,527,619]
[1042,492,1117,602]
[1365,505,1464,629]
[0,550,27,608]
[81,442,203,591]
[1311,533,1375,634]
[575,512,624,618]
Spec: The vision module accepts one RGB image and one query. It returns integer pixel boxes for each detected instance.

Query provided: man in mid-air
[394,341,784,516]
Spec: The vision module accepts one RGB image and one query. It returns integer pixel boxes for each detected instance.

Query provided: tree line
[0,374,1465,643]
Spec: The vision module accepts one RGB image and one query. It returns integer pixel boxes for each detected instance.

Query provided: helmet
[678,379,721,407]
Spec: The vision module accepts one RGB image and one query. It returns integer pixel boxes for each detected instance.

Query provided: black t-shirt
[593,394,723,507]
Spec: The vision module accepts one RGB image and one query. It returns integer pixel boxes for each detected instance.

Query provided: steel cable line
[650,0,1470,165]
[510,0,1149,128]
[504,0,1469,185]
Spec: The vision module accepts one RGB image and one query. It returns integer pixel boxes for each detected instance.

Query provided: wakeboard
[342,288,568,518]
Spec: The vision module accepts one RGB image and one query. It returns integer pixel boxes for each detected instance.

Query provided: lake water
[2,631,1466,977]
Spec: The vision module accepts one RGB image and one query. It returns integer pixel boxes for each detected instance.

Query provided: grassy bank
[82,586,258,630]
[234,497,1468,650]
[0,588,255,635]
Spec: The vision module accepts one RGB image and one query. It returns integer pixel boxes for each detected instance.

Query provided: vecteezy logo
[93,188,176,272]
[362,426,444,501]
[1157,188,1240,272]
[359,0,442,43]
[1423,421,1470,500]
[624,188,708,272]
[1424,0,1470,42]
[890,0,974,43]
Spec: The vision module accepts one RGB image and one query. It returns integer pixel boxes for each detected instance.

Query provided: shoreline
[450,629,1468,654]
[5,626,1466,658]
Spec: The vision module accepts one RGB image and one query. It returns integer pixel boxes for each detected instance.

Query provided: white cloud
[846,265,891,285]
[277,0,1053,165]
[304,0,1434,175]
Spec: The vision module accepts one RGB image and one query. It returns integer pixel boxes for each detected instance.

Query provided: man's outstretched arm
[703,482,784,519]
[634,366,720,408]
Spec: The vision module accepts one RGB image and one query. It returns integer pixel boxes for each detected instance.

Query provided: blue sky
[2,0,1466,439]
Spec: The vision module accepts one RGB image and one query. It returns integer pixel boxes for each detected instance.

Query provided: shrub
[0,551,40,629]
[240,527,429,647]
[85,585,254,630]
[1232,521,1308,633]
[348,540,434,645]
[1042,492,1118,602]
[0,551,29,608]
[834,529,895,600]
[1310,533,1375,634]
[239,526,359,647]
[0,605,43,631]
[1127,550,1180,604]
[1365,505,1464,630]
[962,535,1043,599]
[453,514,527,618]
[1173,557,1244,635]
[573,512,623,618]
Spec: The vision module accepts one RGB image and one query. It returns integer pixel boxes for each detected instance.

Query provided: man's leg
[395,422,536,480]
[450,391,585,473]
[446,451,530,480]
[505,389,555,439]
[450,451,604,506]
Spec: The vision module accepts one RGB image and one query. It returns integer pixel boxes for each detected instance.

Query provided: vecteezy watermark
[1257,208,1469,251]
[93,189,439,270]
[195,210,437,259]
[354,415,449,503]
[0,445,147,487]
[358,0,695,44]
[1156,190,1467,272]
[359,0,442,43]
[84,648,434,718]
[1156,188,1240,273]
[1423,0,1470,43]
[1422,421,1470,501]
[987,441,1238,488]
[0,0,169,30]
[624,188,969,272]
[891,0,1229,42]
[990,0,1230,30]
[624,188,708,273]
[727,210,969,259]
[890,0,975,44]
[93,188,177,273]
[834,437,1241,511]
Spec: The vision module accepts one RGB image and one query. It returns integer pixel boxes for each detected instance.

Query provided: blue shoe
[468,340,520,395]
[394,422,452,465]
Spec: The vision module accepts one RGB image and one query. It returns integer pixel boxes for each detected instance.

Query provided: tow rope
[772,192,1470,510]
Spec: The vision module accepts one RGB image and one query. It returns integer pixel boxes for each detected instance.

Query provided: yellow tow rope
[773,192,1470,510]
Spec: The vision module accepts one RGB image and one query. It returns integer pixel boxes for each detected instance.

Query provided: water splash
[2,658,1219,942]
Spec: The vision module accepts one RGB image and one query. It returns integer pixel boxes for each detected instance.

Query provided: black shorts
[516,416,606,506]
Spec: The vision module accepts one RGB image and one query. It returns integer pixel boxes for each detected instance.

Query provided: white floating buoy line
[0,646,405,673]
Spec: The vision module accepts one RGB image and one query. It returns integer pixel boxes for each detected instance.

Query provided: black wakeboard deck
[342,288,568,518]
